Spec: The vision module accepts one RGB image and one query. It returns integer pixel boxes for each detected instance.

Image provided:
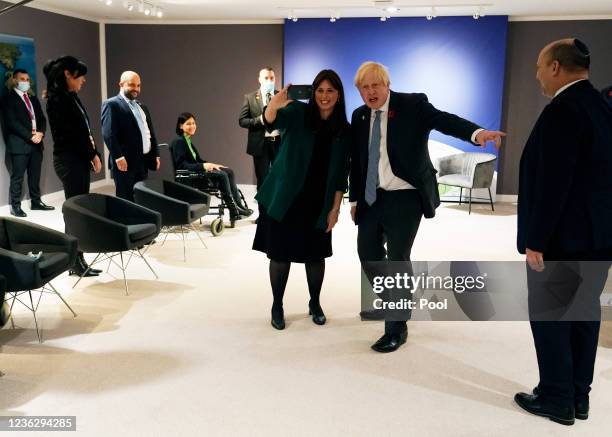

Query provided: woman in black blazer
[171,112,252,221]
[43,55,102,277]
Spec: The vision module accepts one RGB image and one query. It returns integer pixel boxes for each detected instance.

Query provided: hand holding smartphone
[287,84,313,101]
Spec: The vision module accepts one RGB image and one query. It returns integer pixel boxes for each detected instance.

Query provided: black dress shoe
[271,306,285,330]
[69,267,99,277]
[237,206,254,217]
[308,302,326,325]
[360,309,385,321]
[371,331,407,353]
[10,206,27,217]
[31,201,55,211]
[514,392,575,426]
[575,399,589,420]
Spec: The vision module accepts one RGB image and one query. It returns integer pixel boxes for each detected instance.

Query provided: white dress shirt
[260,88,280,137]
[14,88,37,132]
[120,93,151,155]
[351,91,483,205]
[554,79,587,98]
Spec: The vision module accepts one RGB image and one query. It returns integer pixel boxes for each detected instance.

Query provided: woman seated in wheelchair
[171,112,253,221]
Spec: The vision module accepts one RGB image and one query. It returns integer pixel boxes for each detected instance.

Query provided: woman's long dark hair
[43,55,87,99]
[306,69,348,136]
[176,112,196,136]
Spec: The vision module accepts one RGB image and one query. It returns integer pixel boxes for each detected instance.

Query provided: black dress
[253,121,334,263]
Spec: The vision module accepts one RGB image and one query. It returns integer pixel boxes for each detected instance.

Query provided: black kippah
[574,39,590,57]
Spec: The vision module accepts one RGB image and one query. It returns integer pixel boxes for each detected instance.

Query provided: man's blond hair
[354,61,390,87]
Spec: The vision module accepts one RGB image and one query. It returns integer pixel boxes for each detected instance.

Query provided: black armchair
[134,180,210,261]
[0,217,78,342]
[1,274,7,377]
[62,193,162,295]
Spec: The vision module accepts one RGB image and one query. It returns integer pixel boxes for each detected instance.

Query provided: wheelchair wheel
[211,217,225,236]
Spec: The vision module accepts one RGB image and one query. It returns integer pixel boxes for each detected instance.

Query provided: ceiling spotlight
[478,6,486,17]
[473,13,480,19]
[156,8,163,18]
[330,11,340,23]
[127,3,134,11]
[330,17,336,22]
[384,7,399,13]
[144,8,151,16]
[426,6,437,20]
[105,0,113,5]
[288,10,298,22]
[380,16,387,21]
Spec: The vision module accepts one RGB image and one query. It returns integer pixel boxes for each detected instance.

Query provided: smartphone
[288,84,312,101]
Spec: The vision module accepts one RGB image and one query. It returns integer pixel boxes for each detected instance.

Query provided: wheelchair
[167,144,250,236]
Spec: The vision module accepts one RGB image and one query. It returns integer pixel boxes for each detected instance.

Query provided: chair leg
[119,252,129,296]
[28,290,42,343]
[488,187,495,211]
[9,294,16,329]
[468,189,473,214]
[137,249,159,279]
[48,282,77,318]
[180,225,186,262]
[73,253,102,288]
[189,224,208,249]
[459,187,462,205]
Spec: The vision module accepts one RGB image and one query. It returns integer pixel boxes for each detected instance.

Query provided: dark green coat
[255,101,350,230]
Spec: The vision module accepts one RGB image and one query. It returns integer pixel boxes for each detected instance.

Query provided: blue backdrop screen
[284,16,508,155]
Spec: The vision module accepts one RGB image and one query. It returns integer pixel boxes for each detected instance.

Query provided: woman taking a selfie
[253,69,350,330]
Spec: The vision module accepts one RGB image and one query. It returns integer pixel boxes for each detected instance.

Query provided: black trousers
[253,136,280,190]
[528,249,612,405]
[203,167,241,205]
[112,166,146,202]
[54,155,91,199]
[357,189,423,335]
[9,148,42,207]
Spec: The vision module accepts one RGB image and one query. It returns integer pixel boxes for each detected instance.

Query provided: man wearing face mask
[0,69,54,216]
[101,71,160,201]
[239,67,281,207]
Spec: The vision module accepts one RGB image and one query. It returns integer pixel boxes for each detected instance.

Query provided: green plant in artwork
[1,42,23,91]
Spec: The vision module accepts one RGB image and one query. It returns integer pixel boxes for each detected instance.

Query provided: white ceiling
[11,0,612,22]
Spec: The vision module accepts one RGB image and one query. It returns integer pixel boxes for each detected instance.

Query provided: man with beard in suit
[102,71,160,201]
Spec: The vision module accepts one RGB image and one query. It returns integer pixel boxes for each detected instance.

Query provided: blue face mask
[17,81,30,93]
[262,81,275,95]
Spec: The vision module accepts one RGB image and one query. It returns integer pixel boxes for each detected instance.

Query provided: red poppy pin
[388,110,396,119]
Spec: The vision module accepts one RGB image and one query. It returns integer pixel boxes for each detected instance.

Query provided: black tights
[269,259,325,309]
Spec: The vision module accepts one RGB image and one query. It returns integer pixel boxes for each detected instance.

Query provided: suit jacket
[238,89,278,156]
[101,94,159,173]
[349,91,480,221]
[517,80,612,255]
[46,91,100,164]
[0,89,46,155]
[255,101,350,230]
[170,135,207,172]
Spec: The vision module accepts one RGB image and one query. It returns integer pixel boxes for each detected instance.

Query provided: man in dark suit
[0,69,54,216]
[102,71,160,201]
[601,85,612,108]
[349,61,504,353]
[238,67,281,196]
[515,38,612,426]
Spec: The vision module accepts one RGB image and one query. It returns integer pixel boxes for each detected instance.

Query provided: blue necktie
[365,110,382,206]
[129,100,148,151]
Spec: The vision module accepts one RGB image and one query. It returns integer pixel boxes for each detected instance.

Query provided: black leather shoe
[237,206,254,217]
[575,399,589,420]
[10,206,27,217]
[514,392,575,426]
[360,309,385,321]
[31,201,55,211]
[69,256,99,277]
[271,306,285,330]
[308,302,326,325]
[371,331,407,353]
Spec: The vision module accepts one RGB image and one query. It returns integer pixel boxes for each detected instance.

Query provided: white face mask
[17,81,31,93]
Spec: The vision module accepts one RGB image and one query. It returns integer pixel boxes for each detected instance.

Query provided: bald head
[536,38,590,98]
[119,71,141,100]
